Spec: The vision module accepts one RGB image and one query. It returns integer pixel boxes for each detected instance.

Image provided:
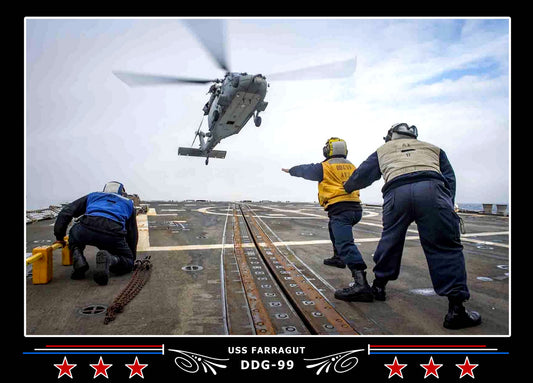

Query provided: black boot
[94,250,119,286]
[323,255,346,269]
[334,269,374,302]
[70,248,89,280]
[372,278,387,301]
[443,298,482,330]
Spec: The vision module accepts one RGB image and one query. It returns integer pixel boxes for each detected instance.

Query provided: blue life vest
[85,192,134,229]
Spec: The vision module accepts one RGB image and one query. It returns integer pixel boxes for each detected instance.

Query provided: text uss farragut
[228,346,305,355]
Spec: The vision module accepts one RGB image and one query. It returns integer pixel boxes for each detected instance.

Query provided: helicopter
[113,20,356,165]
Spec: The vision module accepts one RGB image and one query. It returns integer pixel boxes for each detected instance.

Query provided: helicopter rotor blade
[182,19,230,72]
[113,71,218,87]
[267,57,357,81]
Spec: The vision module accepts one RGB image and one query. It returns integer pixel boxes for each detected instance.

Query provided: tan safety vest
[376,138,441,183]
[318,158,361,208]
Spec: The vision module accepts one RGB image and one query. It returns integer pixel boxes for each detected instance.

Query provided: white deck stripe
[141,233,509,252]
[137,210,509,252]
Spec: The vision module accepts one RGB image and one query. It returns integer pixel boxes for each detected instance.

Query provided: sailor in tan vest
[343,123,481,329]
[282,138,373,302]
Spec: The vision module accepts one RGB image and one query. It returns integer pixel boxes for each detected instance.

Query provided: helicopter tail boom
[178,147,227,159]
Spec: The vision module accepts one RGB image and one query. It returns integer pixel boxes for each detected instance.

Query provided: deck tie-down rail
[26,236,71,284]
[234,204,359,335]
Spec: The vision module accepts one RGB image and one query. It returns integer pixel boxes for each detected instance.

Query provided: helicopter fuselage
[201,72,268,153]
[114,20,355,166]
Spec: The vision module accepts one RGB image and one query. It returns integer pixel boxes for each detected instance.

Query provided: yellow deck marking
[136,213,150,251]
[147,208,157,216]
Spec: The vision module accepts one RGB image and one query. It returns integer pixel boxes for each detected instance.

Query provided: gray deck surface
[25,201,509,336]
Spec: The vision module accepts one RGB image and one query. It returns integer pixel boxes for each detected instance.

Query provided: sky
[25,17,510,209]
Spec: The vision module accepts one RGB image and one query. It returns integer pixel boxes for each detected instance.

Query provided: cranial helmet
[323,137,348,158]
[103,181,126,196]
[383,123,418,142]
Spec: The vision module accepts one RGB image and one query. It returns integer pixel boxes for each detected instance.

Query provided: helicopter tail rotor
[191,115,206,147]
[191,132,199,147]
[191,128,199,147]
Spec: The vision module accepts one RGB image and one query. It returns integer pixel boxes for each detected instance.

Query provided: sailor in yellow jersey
[282,138,373,302]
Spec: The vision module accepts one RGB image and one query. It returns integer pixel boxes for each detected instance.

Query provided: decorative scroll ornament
[304,349,364,375]
[168,349,229,375]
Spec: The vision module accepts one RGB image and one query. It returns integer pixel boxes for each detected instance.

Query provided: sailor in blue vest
[54,181,138,285]
[343,123,481,330]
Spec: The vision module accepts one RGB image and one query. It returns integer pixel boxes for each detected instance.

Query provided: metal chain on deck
[104,255,152,324]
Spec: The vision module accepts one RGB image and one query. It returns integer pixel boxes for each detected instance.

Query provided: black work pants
[373,179,469,301]
[68,222,134,275]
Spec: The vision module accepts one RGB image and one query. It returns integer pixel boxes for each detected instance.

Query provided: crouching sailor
[53,181,138,286]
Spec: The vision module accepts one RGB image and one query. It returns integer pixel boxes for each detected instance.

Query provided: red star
[456,357,478,378]
[90,356,112,378]
[420,357,443,378]
[54,356,77,378]
[385,356,407,378]
[126,356,148,378]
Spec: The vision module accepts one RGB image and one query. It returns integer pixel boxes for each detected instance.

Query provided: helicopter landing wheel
[205,157,209,165]
[254,115,262,127]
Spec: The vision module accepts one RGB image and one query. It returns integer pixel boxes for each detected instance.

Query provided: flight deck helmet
[323,137,348,158]
[103,181,127,196]
[383,123,418,142]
